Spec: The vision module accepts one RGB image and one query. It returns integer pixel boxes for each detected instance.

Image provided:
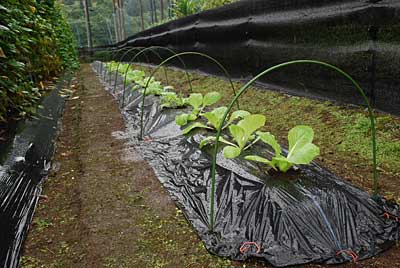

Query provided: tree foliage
[0,0,78,123]
[201,0,236,10]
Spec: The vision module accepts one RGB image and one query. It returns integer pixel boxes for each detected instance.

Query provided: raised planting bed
[92,60,400,267]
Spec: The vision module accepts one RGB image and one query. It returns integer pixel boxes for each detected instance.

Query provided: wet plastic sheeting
[0,77,68,268]
[93,62,400,267]
[99,0,400,115]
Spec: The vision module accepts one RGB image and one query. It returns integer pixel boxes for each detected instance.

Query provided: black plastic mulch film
[93,62,399,267]
[0,77,68,268]
[97,0,400,116]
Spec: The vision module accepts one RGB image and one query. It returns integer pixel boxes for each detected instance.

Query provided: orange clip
[240,242,261,254]
[336,249,359,263]
[143,136,153,142]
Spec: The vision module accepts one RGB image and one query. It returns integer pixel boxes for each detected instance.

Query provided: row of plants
[102,51,377,230]
[105,61,320,173]
[0,0,78,124]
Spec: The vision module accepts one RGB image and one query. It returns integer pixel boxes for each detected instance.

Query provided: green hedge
[0,0,78,123]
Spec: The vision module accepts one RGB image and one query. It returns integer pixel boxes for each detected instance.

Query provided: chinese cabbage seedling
[183,107,250,135]
[200,114,265,158]
[160,92,187,108]
[245,125,320,172]
[175,92,221,127]
[125,69,145,85]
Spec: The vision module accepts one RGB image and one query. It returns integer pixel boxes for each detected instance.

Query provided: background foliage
[61,0,238,47]
[0,0,78,123]
[172,0,237,18]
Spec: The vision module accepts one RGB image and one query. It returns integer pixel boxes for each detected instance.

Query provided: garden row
[89,55,400,266]
[105,61,320,174]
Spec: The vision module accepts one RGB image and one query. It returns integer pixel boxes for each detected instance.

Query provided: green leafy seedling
[118,63,130,74]
[222,114,266,158]
[245,125,320,172]
[160,92,187,108]
[125,69,145,85]
[183,107,250,135]
[200,114,266,157]
[106,61,119,72]
[175,92,221,127]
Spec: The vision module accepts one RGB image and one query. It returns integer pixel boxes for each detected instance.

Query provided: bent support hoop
[139,51,239,139]
[106,47,130,81]
[120,46,193,107]
[121,47,166,107]
[113,47,146,92]
[209,60,378,230]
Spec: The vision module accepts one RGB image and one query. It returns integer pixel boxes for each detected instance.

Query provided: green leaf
[0,4,8,12]
[237,114,266,140]
[203,92,221,106]
[256,131,281,156]
[182,122,212,135]
[160,92,186,108]
[245,155,276,170]
[0,25,10,32]
[226,110,250,125]
[175,114,189,126]
[163,85,174,91]
[223,146,241,159]
[200,136,216,149]
[188,93,203,109]
[287,125,320,164]
[188,113,197,121]
[228,124,245,149]
[199,136,236,149]
[203,106,227,129]
[272,156,293,173]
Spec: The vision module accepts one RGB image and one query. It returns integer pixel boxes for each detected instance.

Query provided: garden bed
[91,61,400,267]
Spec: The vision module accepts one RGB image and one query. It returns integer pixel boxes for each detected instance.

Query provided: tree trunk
[149,0,154,24]
[153,0,158,23]
[168,0,172,18]
[112,0,121,42]
[139,0,144,31]
[82,0,93,48]
[160,0,164,20]
[118,0,126,40]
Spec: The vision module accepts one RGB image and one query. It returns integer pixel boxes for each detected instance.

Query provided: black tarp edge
[0,73,71,268]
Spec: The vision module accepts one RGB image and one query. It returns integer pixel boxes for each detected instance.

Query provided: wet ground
[22,64,400,267]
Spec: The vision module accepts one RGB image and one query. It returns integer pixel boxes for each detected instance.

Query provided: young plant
[182,107,250,135]
[245,125,320,172]
[175,92,221,127]
[143,80,172,96]
[106,61,119,72]
[200,114,266,158]
[160,92,187,108]
[130,76,171,95]
[125,69,145,85]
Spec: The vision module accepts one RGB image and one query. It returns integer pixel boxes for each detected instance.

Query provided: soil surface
[22,64,399,268]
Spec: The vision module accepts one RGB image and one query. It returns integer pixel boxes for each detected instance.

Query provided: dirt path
[22,64,232,268]
[22,64,399,268]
